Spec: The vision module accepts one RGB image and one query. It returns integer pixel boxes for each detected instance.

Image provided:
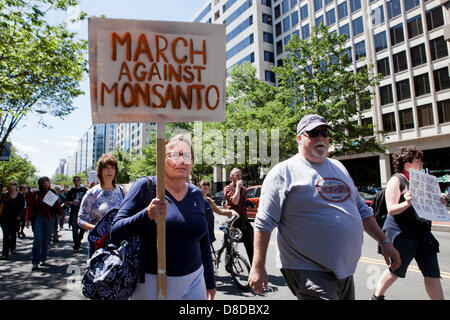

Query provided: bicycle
[210,215,251,291]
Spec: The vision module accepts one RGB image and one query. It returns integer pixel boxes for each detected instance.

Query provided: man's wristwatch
[379,238,390,245]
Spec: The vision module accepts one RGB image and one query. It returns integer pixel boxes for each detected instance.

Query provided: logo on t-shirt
[315,177,351,203]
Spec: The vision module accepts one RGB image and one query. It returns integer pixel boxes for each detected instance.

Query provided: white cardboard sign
[43,191,58,207]
[409,169,450,222]
[88,18,226,124]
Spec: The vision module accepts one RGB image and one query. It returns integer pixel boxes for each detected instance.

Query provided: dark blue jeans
[31,215,55,266]
[1,219,17,256]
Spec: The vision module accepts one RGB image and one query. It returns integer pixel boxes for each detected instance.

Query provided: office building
[193,0,450,186]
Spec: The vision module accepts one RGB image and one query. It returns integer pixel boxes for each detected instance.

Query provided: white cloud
[42,138,51,144]
[13,142,38,154]
[56,141,77,148]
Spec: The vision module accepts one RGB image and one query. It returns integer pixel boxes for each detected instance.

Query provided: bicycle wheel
[210,244,219,271]
[228,254,250,291]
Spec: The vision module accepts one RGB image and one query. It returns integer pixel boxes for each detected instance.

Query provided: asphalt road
[0,217,449,300]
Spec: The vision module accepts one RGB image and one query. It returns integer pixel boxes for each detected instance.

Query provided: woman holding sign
[372,146,444,300]
[25,176,62,271]
[111,134,216,300]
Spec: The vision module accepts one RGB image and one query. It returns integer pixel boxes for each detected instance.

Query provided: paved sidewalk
[0,225,87,300]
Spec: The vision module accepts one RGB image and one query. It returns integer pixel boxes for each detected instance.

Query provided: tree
[0,145,36,187]
[0,0,88,153]
[274,24,383,156]
[112,147,132,184]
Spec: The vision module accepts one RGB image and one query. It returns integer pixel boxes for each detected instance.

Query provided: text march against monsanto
[88,18,226,124]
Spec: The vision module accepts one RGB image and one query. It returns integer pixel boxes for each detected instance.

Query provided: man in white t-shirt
[248,114,401,300]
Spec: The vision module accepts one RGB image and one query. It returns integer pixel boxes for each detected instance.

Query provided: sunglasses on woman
[305,128,330,138]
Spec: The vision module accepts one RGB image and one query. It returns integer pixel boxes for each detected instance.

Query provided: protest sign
[42,191,58,207]
[88,18,226,124]
[409,169,450,222]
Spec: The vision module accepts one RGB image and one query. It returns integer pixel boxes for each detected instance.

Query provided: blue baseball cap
[297,114,332,135]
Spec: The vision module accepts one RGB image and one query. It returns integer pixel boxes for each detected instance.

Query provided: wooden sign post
[88,18,226,299]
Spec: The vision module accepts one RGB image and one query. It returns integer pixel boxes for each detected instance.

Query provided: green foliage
[0,145,37,187]
[0,0,88,152]
[274,24,384,156]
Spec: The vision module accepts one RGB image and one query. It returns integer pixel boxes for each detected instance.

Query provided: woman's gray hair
[229,168,242,178]
[165,133,192,152]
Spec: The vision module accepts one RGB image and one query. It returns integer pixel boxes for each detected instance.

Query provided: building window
[417,103,434,127]
[326,8,336,26]
[291,11,299,27]
[396,79,411,102]
[316,15,324,26]
[300,4,308,20]
[377,57,390,77]
[414,73,431,97]
[410,43,427,67]
[226,16,253,42]
[302,24,310,39]
[339,23,350,38]
[276,40,283,55]
[403,0,420,12]
[350,0,361,13]
[284,34,291,45]
[380,84,394,105]
[426,6,444,31]
[225,0,253,25]
[282,0,289,13]
[382,112,396,132]
[274,4,281,19]
[393,51,407,73]
[359,92,371,111]
[264,50,274,63]
[390,23,404,46]
[226,34,254,60]
[399,109,414,130]
[265,70,276,82]
[354,40,365,61]
[433,67,450,92]
[276,22,282,36]
[338,2,348,20]
[387,0,401,19]
[314,0,322,12]
[430,37,448,62]
[407,15,423,39]
[290,0,297,8]
[352,16,364,36]
[263,32,274,44]
[361,117,373,136]
[283,16,291,32]
[374,31,387,52]
[371,5,385,27]
[262,13,272,25]
[437,99,450,124]
[262,0,272,7]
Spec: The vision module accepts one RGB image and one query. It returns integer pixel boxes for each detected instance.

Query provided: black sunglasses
[305,128,330,138]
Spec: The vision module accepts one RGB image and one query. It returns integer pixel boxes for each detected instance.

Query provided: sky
[10,0,208,178]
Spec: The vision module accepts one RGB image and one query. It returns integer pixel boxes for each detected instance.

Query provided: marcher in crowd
[66,176,87,251]
[223,168,254,265]
[198,180,238,243]
[372,146,445,300]
[55,187,67,230]
[248,114,401,300]
[0,181,25,259]
[110,134,216,300]
[18,184,30,238]
[25,177,62,271]
[78,154,124,257]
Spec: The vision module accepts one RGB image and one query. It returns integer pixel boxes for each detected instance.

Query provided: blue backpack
[82,177,155,300]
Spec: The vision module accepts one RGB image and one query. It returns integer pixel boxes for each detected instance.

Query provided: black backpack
[373,188,387,228]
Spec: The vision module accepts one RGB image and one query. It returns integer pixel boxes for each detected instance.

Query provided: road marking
[265,240,450,280]
[359,256,450,279]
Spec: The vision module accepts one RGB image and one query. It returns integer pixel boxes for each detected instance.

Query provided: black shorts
[390,234,440,278]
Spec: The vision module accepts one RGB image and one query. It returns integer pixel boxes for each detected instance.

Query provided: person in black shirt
[66,176,87,251]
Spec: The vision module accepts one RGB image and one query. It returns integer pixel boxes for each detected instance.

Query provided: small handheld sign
[88,17,226,299]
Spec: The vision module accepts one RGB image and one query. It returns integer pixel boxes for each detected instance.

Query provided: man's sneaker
[370,293,385,300]
[32,265,39,271]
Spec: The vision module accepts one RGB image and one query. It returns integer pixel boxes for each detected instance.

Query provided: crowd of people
[0,114,447,300]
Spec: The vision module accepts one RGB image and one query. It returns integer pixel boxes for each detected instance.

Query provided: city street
[0,216,449,300]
